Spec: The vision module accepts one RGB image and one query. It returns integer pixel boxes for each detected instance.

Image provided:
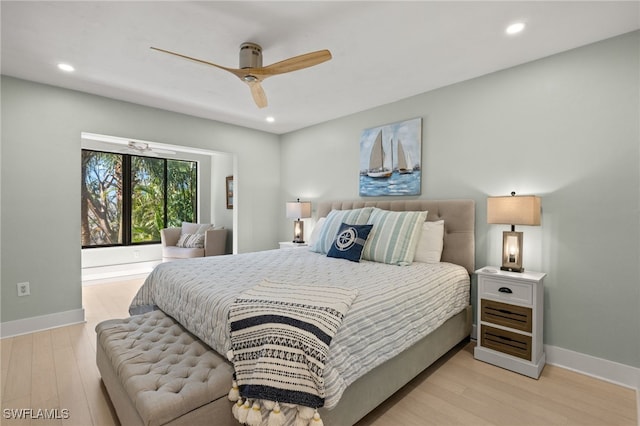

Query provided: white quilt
[130,248,469,409]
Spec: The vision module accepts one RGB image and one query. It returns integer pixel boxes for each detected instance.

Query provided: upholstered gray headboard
[316,199,475,274]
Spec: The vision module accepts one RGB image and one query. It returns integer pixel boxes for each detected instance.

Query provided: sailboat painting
[359,117,422,196]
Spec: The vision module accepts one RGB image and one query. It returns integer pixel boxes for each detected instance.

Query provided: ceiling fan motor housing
[128,141,149,151]
[239,42,262,69]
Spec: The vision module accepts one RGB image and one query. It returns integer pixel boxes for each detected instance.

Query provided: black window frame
[81,149,198,249]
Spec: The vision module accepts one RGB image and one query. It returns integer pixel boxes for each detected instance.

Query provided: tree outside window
[81,149,197,247]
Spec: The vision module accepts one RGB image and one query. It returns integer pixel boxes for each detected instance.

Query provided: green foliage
[167,160,197,227]
[131,156,164,243]
[81,150,197,247]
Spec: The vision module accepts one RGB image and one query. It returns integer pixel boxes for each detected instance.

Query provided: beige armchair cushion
[162,245,205,260]
[161,227,182,246]
[204,229,227,257]
[161,226,228,262]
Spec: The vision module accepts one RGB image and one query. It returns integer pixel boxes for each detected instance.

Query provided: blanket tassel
[228,380,240,401]
[267,402,285,426]
[263,400,275,411]
[295,406,314,426]
[238,399,251,424]
[310,409,324,426]
[232,398,243,421]
[246,401,262,426]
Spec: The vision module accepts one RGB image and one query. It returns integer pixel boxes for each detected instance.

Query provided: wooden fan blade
[150,46,247,79]
[151,46,329,108]
[251,49,332,79]
[247,81,268,108]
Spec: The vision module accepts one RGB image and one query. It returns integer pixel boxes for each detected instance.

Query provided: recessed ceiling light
[506,22,525,35]
[266,116,275,123]
[58,63,75,72]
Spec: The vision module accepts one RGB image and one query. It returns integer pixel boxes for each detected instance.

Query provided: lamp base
[292,220,304,244]
[501,230,524,273]
[500,266,524,273]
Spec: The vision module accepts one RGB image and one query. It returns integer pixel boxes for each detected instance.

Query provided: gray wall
[1,76,280,323]
[280,31,640,368]
[2,31,638,370]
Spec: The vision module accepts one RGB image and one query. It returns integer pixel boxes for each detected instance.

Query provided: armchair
[161,226,228,262]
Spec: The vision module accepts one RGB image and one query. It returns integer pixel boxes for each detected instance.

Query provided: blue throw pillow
[327,223,373,262]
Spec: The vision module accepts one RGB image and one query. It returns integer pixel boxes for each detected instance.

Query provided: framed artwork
[226,176,233,209]
[359,117,422,196]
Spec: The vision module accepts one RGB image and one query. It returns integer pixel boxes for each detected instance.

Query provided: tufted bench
[96,310,236,426]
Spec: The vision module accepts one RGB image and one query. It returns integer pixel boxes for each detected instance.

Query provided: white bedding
[130,248,469,409]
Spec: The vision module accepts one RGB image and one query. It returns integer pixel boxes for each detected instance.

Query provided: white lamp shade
[487,195,541,226]
[286,201,311,219]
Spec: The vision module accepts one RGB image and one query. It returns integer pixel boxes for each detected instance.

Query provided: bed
[128,199,475,425]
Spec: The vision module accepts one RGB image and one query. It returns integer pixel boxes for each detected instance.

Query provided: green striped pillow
[310,207,374,254]
[362,208,428,265]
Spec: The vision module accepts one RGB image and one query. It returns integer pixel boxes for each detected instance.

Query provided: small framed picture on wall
[226,176,233,209]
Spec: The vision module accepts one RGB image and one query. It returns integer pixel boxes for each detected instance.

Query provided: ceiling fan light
[242,75,258,82]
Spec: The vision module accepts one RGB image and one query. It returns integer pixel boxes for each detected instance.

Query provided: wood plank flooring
[357,342,637,426]
[1,277,637,426]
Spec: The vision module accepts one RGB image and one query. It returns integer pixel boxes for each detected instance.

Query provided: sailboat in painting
[367,131,392,178]
[397,139,413,174]
[359,117,422,196]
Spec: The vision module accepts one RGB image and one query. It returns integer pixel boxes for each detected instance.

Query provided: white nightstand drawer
[479,277,533,306]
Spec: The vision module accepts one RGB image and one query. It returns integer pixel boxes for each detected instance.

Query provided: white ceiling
[2,1,638,134]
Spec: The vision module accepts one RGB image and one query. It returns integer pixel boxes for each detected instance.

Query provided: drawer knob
[498,287,513,294]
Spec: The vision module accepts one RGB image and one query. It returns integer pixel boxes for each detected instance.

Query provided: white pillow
[413,220,445,263]
[307,217,326,247]
[182,222,214,235]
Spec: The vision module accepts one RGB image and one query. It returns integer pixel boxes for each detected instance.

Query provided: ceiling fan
[126,141,176,157]
[151,42,332,108]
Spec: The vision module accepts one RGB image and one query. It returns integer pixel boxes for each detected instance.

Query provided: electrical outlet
[134,250,140,259]
[17,282,30,296]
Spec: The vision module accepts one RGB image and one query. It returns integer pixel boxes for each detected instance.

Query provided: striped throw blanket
[228,279,358,423]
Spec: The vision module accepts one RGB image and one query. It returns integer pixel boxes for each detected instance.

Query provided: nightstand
[474,267,546,378]
[278,241,309,249]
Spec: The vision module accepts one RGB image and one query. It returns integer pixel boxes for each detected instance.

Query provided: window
[81,149,197,247]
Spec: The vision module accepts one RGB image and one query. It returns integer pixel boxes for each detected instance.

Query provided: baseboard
[545,344,640,391]
[82,272,150,286]
[546,346,640,425]
[0,308,85,339]
[471,325,638,393]
[81,260,159,284]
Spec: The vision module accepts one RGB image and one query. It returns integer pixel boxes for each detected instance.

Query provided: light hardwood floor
[1,278,637,426]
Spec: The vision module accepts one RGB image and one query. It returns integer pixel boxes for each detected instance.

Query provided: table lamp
[286,198,311,243]
[487,192,541,272]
